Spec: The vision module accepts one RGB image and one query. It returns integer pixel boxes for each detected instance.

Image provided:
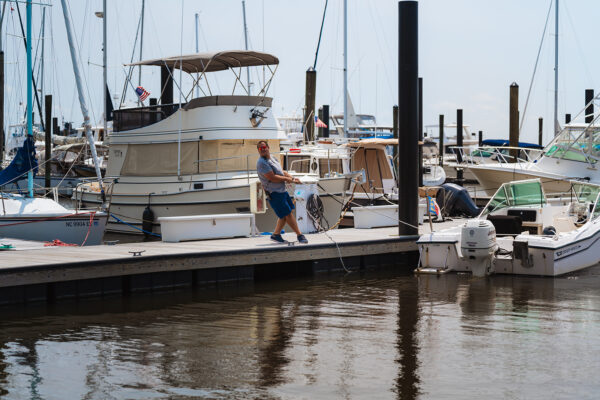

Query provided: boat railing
[113,104,181,132]
[447,145,545,167]
[79,148,341,192]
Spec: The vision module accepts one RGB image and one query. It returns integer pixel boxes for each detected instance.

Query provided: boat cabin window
[318,158,343,177]
[483,180,545,215]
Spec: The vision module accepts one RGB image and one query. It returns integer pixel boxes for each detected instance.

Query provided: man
[256,140,308,244]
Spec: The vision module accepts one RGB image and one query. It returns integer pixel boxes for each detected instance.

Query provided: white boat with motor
[417,179,600,277]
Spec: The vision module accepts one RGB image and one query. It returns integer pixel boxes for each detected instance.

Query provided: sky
[1,0,599,145]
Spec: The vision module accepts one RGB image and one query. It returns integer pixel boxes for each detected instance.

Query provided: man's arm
[264,171,301,184]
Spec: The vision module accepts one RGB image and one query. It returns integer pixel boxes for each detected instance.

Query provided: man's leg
[273,217,286,234]
[284,213,302,235]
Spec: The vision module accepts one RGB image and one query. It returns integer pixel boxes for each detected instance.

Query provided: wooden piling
[44,95,52,191]
[304,67,316,142]
[478,130,483,146]
[509,82,519,162]
[393,105,399,161]
[565,114,571,124]
[456,109,463,183]
[585,89,594,123]
[538,117,543,147]
[439,114,444,167]
[418,77,423,187]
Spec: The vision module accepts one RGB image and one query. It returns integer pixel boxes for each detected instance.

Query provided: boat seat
[552,216,576,233]
[487,215,523,235]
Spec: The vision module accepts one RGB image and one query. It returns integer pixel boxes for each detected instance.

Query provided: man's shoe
[297,234,308,244]
[270,233,286,243]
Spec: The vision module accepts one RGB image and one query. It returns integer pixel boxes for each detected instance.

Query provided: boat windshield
[482,180,546,216]
[544,125,600,164]
[572,182,600,203]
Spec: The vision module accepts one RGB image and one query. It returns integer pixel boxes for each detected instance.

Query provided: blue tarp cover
[481,139,543,149]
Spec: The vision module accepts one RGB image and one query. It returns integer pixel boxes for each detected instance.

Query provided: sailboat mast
[242,0,251,95]
[138,0,145,106]
[553,0,559,136]
[60,0,105,200]
[103,0,107,141]
[40,8,45,109]
[26,0,33,197]
[343,0,347,138]
[195,12,199,98]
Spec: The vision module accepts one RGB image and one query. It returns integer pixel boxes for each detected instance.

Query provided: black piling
[322,105,330,138]
[304,67,317,142]
[418,77,423,187]
[44,95,52,191]
[478,130,483,146]
[456,109,463,183]
[160,66,173,105]
[565,114,571,124]
[52,117,59,138]
[397,0,419,236]
[538,117,543,147]
[509,82,519,162]
[438,114,444,167]
[585,89,594,123]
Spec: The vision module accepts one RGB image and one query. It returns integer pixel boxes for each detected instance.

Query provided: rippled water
[1,266,599,399]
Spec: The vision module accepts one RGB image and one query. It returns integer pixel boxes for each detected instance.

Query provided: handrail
[446,145,545,168]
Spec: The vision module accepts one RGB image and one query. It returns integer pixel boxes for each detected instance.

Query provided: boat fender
[542,226,556,236]
[142,206,155,236]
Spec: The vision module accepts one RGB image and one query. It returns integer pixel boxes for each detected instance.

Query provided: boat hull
[0,212,107,245]
[76,178,347,235]
[466,165,571,196]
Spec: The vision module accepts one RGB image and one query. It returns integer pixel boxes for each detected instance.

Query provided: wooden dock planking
[0,220,465,298]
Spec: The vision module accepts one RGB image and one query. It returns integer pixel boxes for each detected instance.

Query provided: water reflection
[0,267,598,399]
[395,279,420,399]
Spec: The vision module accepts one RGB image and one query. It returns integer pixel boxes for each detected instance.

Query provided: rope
[109,213,161,237]
[79,211,95,246]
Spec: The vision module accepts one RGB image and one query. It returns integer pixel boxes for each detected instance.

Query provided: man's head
[257,140,270,158]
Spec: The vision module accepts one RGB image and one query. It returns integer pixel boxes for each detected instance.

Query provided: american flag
[135,86,150,102]
[314,116,327,128]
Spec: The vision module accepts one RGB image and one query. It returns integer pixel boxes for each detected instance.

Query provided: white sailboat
[0,0,106,245]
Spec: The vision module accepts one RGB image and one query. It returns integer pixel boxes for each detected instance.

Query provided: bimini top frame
[126,50,279,101]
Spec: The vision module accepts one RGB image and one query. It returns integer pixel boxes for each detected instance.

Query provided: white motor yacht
[467,123,600,196]
[417,179,600,277]
[74,51,348,234]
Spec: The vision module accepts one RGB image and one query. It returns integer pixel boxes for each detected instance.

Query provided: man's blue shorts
[268,191,295,218]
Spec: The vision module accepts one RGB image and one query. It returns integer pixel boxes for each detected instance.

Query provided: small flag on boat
[427,196,441,217]
[315,116,328,128]
[135,86,150,102]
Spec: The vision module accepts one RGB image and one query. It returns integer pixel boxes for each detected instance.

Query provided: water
[1,266,599,399]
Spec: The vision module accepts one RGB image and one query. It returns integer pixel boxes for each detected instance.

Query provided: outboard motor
[436,183,480,217]
[460,219,498,277]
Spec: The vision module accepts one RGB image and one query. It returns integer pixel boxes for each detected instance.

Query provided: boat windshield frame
[542,124,600,167]
[480,179,546,217]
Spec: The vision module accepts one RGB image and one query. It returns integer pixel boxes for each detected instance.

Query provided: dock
[0,220,463,305]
